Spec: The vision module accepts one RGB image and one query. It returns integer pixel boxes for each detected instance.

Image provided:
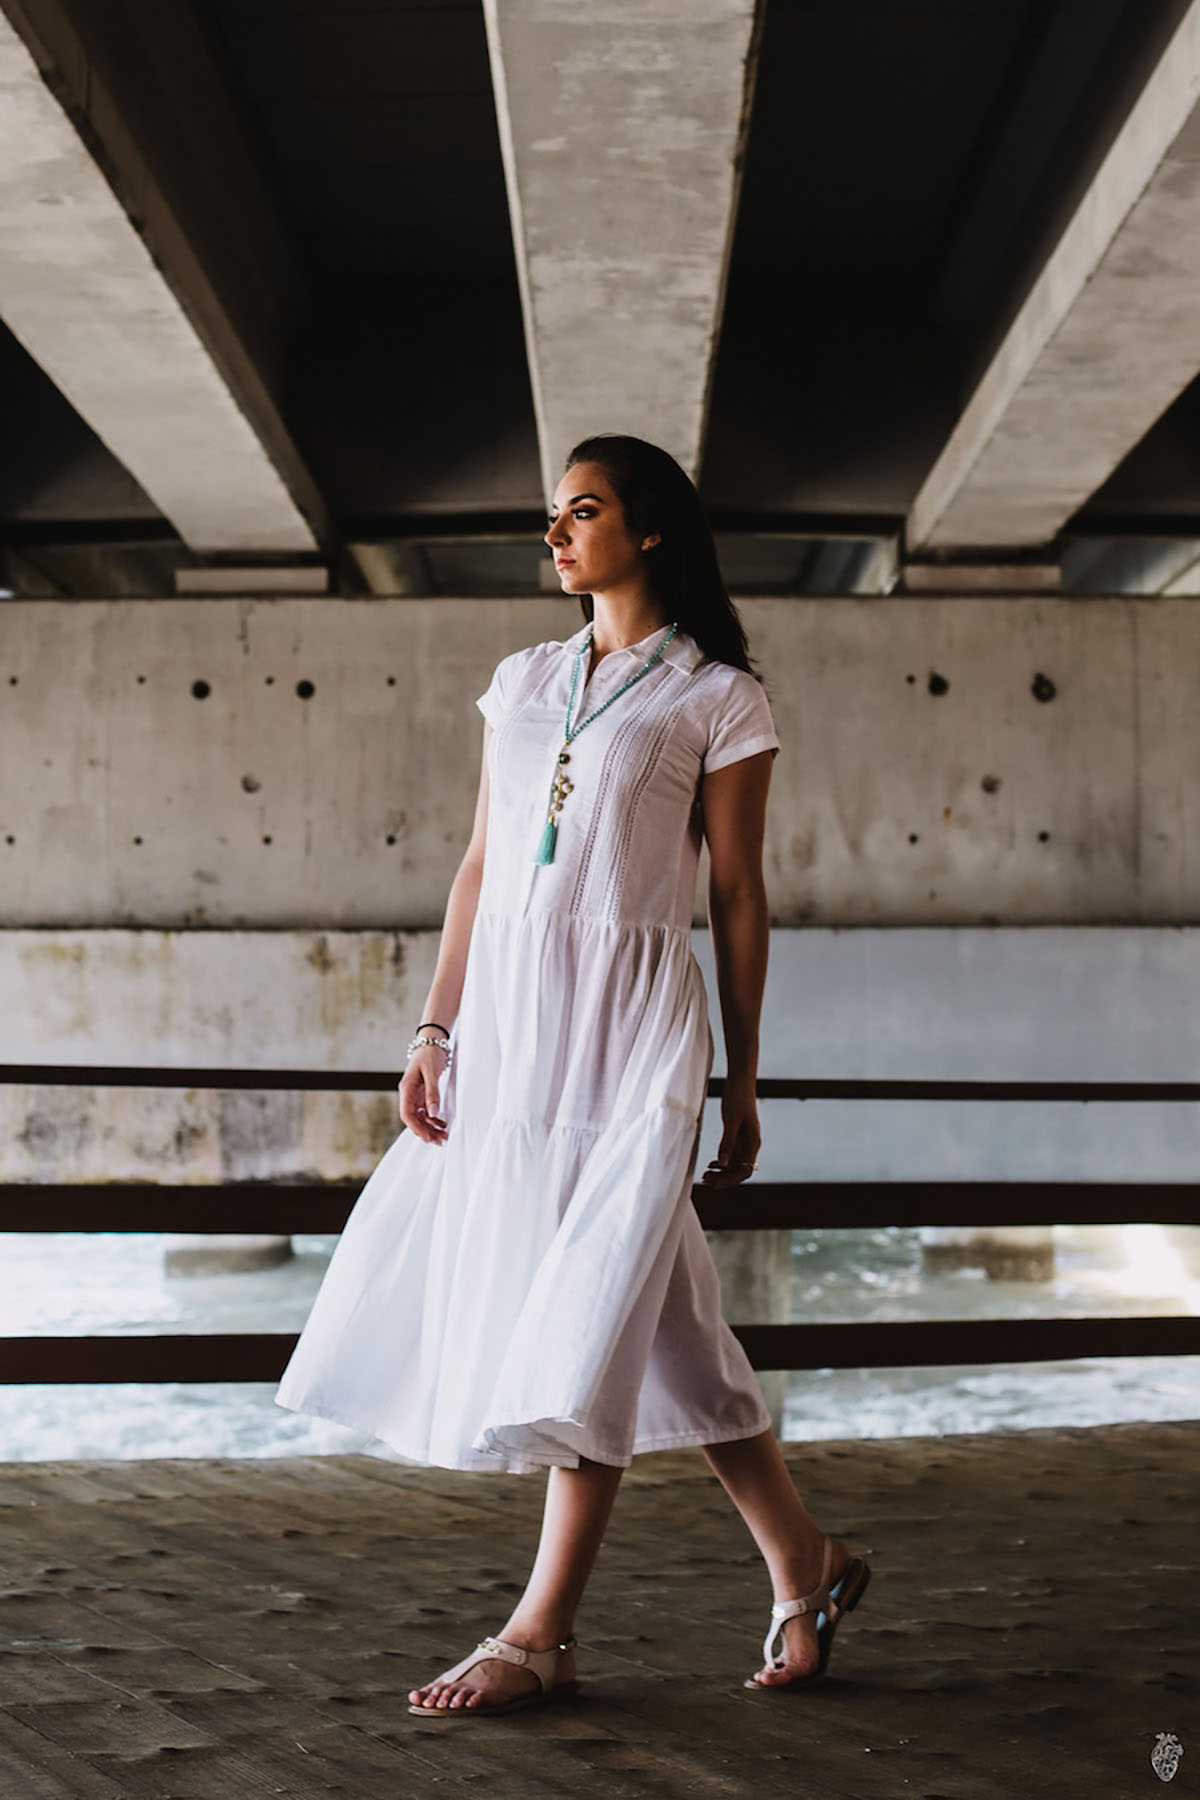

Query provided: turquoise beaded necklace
[534,620,679,865]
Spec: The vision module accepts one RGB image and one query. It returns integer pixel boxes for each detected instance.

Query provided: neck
[586,592,670,655]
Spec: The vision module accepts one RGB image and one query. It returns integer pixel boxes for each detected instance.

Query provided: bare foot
[408,1635,577,1712]
[747,1534,850,1688]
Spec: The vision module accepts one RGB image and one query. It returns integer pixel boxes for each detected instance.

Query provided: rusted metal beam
[2,1066,1200,1101]
[1,1316,1196,1384]
[734,1315,1200,1370]
[1,1180,1198,1233]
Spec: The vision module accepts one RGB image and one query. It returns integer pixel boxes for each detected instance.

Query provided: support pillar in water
[920,1225,1055,1281]
[707,1229,791,1432]
[164,1234,295,1276]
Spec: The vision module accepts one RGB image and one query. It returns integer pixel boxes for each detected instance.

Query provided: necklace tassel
[532,621,678,866]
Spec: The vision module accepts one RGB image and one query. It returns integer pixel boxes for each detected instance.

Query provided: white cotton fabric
[275,620,780,1472]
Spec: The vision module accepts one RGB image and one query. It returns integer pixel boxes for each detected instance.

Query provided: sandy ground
[0,1417,1195,1797]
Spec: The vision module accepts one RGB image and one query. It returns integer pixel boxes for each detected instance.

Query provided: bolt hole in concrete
[4,835,14,845]
[909,834,919,844]
[132,836,142,846]
[928,672,949,695]
[1031,672,1057,702]
[241,774,261,794]
[981,774,1002,794]
[264,676,275,685]
[262,836,272,846]
[295,680,315,700]
[386,835,396,845]
[191,679,210,700]
[8,676,16,686]
[387,676,396,686]
[136,674,145,684]
[1038,830,1051,842]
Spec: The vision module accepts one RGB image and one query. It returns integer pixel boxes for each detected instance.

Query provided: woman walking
[275,434,870,1715]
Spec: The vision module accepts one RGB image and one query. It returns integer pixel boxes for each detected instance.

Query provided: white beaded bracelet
[405,1032,453,1068]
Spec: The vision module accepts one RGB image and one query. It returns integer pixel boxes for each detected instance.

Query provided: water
[1,1226,1197,1460]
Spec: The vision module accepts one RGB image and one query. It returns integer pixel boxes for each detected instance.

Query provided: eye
[573,507,596,519]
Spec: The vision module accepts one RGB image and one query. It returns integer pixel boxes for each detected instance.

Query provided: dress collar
[559,620,706,674]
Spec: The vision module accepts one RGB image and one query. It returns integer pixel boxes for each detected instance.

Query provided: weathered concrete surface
[0,3,325,552]
[0,930,430,1072]
[7,924,1200,1197]
[0,598,572,929]
[910,0,1200,550]
[0,1422,1193,1796]
[5,595,1200,927]
[483,0,761,492]
[0,929,423,1184]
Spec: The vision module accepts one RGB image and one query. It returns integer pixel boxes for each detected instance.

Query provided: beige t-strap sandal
[408,1632,579,1718]
[746,1533,871,1690]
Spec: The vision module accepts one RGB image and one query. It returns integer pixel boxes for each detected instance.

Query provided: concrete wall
[4,924,1198,1186]
[3,595,1200,928]
[5,596,1198,1300]
[0,928,431,1184]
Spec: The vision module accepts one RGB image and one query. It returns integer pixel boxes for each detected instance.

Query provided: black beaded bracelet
[416,1020,450,1037]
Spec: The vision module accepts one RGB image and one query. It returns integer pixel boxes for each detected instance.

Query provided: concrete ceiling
[3,0,1200,596]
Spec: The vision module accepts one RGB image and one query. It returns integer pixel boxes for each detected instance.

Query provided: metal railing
[1,1064,1197,1383]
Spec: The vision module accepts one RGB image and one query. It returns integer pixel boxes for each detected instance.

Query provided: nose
[545,512,567,549]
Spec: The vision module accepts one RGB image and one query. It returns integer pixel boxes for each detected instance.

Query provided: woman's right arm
[397,724,492,1144]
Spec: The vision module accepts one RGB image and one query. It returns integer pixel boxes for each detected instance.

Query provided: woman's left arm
[698,746,775,1188]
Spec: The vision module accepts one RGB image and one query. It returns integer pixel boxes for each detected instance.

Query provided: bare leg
[409,1455,624,1711]
[703,1426,850,1686]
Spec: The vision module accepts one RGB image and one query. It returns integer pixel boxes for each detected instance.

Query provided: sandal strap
[761,1536,840,1666]
[433,1632,576,1697]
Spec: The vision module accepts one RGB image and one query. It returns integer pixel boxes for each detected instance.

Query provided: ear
[641,531,662,551]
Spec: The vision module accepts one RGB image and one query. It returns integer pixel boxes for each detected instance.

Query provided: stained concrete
[6,924,1200,1192]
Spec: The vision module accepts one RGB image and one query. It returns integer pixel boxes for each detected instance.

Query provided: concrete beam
[483,0,762,495]
[0,2,328,555]
[910,0,1200,552]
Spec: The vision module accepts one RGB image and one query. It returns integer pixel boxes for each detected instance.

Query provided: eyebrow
[549,493,604,512]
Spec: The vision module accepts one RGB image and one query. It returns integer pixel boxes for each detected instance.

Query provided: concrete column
[920,1226,1055,1282]
[164,1234,294,1277]
[708,1229,790,1433]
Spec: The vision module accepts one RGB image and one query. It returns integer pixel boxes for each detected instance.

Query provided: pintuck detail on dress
[275,622,781,1472]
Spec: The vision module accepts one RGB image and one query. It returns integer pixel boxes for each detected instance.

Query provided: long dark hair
[564,434,763,682]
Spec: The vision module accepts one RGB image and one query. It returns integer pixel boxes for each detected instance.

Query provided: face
[544,462,660,595]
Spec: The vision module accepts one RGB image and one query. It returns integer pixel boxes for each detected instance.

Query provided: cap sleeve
[475,649,526,729]
[702,670,781,774]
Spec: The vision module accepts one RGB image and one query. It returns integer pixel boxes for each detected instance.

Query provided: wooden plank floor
[0,1420,1195,1798]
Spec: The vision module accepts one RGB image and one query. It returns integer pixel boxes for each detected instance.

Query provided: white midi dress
[274,619,781,1473]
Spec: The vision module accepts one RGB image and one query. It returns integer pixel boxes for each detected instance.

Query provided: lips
[555,559,574,570]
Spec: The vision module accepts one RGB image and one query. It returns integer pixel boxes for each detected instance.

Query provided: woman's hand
[699,1076,761,1187]
[398,1047,450,1146]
